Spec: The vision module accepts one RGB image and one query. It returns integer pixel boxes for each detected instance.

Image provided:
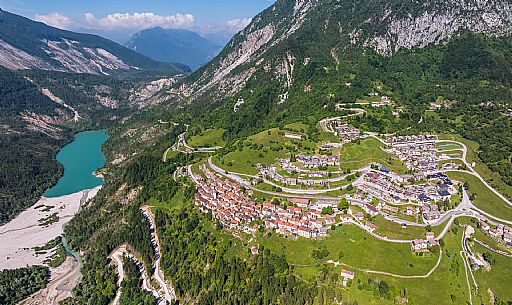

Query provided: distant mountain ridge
[125,27,221,71]
[0,9,190,75]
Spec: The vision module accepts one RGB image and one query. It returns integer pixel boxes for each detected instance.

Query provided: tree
[321,206,334,215]
[290,154,297,162]
[338,198,349,211]
[463,181,470,190]
[483,252,496,265]
[378,280,390,298]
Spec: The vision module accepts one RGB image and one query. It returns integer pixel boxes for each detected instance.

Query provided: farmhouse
[340,269,355,286]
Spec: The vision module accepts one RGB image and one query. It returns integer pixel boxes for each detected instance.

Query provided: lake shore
[0,186,101,269]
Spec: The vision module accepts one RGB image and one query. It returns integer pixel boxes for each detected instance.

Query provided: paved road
[435,140,512,207]
[141,206,175,303]
[111,250,125,305]
[474,239,512,259]
[110,247,163,304]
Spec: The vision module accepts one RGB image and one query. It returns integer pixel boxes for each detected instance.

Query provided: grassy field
[284,122,309,133]
[212,128,319,175]
[471,242,512,304]
[259,225,439,279]
[339,137,407,174]
[373,216,447,240]
[446,171,512,221]
[187,128,226,148]
[147,190,187,212]
[438,134,512,201]
[258,223,472,305]
[328,225,471,305]
[435,142,463,150]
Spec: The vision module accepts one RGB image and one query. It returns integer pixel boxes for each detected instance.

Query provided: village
[177,109,512,300]
[194,165,332,238]
[478,220,512,247]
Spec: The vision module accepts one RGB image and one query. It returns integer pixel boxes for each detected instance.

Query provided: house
[355,212,365,221]
[489,228,501,238]
[382,205,399,214]
[324,216,335,225]
[365,222,378,232]
[317,228,328,237]
[405,206,415,216]
[479,221,490,231]
[297,227,312,238]
[503,232,512,244]
[425,232,435,240]
[250,246,259,255]
[341,214,352,223]
[289,198,309,208]
[363,204,379,216]
[411,239,428,253]
[340,269,355,286]
[341,269,354,280]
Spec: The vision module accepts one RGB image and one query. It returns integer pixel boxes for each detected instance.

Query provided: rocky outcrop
[20,110,71,139]
[188,0,319,98]
[0,39,52,70]
[363,0,512,55]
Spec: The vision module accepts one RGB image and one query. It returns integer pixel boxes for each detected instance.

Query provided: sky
[0,0,275,43]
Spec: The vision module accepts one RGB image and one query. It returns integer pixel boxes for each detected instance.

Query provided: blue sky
[0,0,275,42]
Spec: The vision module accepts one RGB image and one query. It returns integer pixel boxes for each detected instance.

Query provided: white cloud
[82,12,195,30]
[226,18,252,32]
[35,13,73,29]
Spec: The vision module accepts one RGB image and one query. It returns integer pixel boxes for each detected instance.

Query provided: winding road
[109,207,176,304]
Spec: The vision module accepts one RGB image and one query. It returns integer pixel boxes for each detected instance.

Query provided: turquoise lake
[44,130,109,198]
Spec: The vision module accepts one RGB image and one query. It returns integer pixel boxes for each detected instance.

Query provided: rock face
[362,0,512,55]
[0,9,189,75]
[184,0,512,100]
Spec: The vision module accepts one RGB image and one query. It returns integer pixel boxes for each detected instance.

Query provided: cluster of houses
[384,135,437,145]
[359,171,456,206]
[411,232,438,253]
[479,221,512,246]
[296,154,340,168]
[387,142,438,172]
[332,120,361,143]
[356,170,457,223]
[422,204,441,222]
[259,164,330,187]
[194,166,333,239]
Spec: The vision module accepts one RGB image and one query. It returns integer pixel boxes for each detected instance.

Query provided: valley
[1,0,512,305]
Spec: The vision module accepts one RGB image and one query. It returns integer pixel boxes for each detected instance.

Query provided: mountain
[178,0,512,183]
[125,27,221,71]
[202,31,234,47]
[186,0,512,98]
[18,1,512,305]
[0,67,72,224]
[0,9,190,75]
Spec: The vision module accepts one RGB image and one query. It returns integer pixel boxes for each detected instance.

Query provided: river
[0,130,108,269]
[45,130,109,198]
